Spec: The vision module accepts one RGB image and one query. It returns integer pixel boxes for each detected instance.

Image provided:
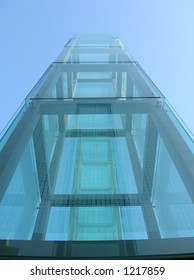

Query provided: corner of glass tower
[0,34,194,259]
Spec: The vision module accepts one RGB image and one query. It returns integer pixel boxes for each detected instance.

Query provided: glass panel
[74,82,115,98]
[67,114,123,129]
[71,207,121,240]
[53,136,138,195]
[45,207,70,240]
[164,101,194,153]
[0,102,26,152]
[26,63,164,100]
[45,206,147,241]
[132,63,164,99]
[79,53,109,63]
[72,34,123,47]
[56,47,131,63]
[112,137,138,194]
[78,41,110,47]
[78,72,112,79]
[121,206,148,239]
[152,139,194,238]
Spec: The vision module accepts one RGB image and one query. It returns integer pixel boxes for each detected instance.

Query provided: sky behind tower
[0,0,194,136]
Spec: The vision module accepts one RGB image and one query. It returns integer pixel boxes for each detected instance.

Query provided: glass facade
[0,34,194,258]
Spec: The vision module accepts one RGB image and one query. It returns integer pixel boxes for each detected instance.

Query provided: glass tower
[0,34,194,259]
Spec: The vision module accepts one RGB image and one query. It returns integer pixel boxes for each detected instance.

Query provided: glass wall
[0,34,194,258]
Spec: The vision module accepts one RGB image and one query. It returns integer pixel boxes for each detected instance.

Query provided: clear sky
[0,0,194,136]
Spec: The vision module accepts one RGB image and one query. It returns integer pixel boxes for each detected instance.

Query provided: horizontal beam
[50,193,148,207]
[59,63,130,72]
[39,100,152,115]
[70,47,128,55]
[64,129,126,138]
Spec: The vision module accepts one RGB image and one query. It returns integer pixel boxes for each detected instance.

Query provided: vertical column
[142,116,158,196]
[117,71,122,98]
[141,116,161,238]
[56,75,64,98]
[72,50,79,80]
[110,53,116,79]
[33,118,50,197]
[15,141,40,239]
[116,52,122,98]
[109,53,116,63]
[67,71,73,98]
[32,118,51,240]
[126,73,134,97]
[49,109,65,190]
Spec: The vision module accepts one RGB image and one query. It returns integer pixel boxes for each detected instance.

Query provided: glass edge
[25,63,54,101]
[164,99,194,143]
[135,62,165,99]
[0,101,26,143]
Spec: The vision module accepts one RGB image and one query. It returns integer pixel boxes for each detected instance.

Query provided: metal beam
[39,100,152,115]
[142,116,159,196]
[67,72,73,98]
[50,194,147,207]
[117,71,122,97]
[33,118,50,198]
[142,199,161,239]
[32,118,51,240]
[59,63,130,73]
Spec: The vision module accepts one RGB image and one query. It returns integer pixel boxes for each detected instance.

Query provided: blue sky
[0,0,194,135]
